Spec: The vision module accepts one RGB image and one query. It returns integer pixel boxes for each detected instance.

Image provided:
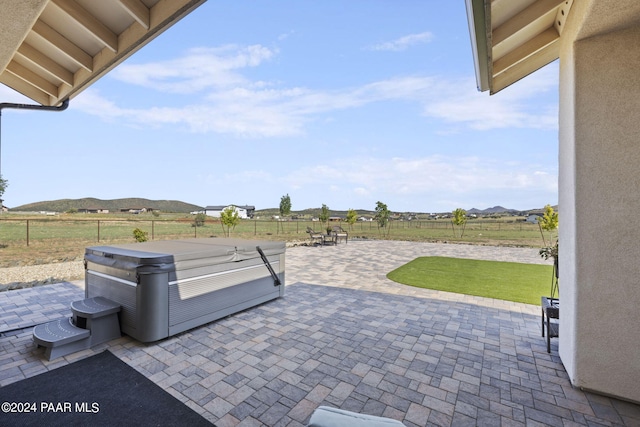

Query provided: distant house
[79,208,109,214]
[120,207,152,214]
[525,213,542,224]
[204,205,255,219]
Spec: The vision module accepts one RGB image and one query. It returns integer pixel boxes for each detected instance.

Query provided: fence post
[98,220,100,242]
[152,220,155,240]
[26,219,29,246]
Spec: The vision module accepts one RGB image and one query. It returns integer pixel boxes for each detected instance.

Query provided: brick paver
[1,240,639,426]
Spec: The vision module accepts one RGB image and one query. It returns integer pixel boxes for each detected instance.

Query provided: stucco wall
[558,31,577,387]
[0,0,48,72]
[559,24,640,403]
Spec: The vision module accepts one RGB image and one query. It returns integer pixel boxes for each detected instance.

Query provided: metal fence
[0,217,541,247]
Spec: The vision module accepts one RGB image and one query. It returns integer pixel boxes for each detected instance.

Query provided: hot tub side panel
[85,266,170,343]
[168,253,284,336]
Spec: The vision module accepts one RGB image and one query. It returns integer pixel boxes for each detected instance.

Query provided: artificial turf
[387,256,553,305]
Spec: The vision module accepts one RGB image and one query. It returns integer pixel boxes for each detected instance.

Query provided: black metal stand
[541,296,559,353]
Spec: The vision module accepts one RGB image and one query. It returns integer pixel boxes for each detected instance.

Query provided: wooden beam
[118,0,150,30]
[491,40,559,94]
[31,20,93,72]
[51,0,119,53]
[493,0,564,48]
[493,27,559,77]
[6,61,59,97]
[57,0,206,105]
[0,71,52,105]
[16,43,74,86]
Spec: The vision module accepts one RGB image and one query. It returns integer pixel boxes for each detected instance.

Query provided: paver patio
[1,241,639,426]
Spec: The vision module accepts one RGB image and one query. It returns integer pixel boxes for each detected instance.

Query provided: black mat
[0,350,214,426]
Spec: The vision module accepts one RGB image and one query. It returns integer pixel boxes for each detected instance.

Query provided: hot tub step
[71,297,121,345]
[71,296,121,318]
[33,297,122,361]
[33,318,91,360]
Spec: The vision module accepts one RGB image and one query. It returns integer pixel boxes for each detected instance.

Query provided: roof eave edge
[465,0,491,92]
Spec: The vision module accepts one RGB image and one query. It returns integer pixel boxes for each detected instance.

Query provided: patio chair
[331,225,348,244]
[306,227,324,246]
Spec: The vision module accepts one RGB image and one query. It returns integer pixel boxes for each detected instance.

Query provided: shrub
[133,228,148,242]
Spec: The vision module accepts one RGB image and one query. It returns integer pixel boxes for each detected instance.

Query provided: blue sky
[0,1,558,213]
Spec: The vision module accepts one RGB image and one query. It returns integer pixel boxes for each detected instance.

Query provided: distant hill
[255,208,377,218]
[467,206,521,215]
[10,198,203,213]
[256,206,538,218]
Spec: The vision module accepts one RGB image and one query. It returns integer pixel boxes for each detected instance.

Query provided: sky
[0,1,559,213]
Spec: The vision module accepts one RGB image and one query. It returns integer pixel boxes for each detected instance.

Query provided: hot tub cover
[85,238,285,274]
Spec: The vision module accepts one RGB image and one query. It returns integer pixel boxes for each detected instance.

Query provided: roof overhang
[466,0,573,95]
[0,0,206,106]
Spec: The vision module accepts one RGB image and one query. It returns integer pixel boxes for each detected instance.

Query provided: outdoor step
[71,296,120,319]
[33,318,91,360]
[71,297,121,346]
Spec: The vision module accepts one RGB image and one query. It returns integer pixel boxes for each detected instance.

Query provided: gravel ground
[0,261,84,291]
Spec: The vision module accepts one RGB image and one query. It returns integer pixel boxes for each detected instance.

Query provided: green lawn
[387,256,552,305]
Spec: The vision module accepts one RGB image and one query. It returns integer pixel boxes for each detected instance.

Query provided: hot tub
[83,238,285,342]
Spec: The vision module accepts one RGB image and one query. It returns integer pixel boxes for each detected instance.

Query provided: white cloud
[76,45,558,137]
[354,187,370,196]
[282,155,557,200]
[271,155,557,211]
[71,90,125,119]
[367,32,434,51]
[110,45,277,93]
[421,64,559,131]
[278,30,295,41]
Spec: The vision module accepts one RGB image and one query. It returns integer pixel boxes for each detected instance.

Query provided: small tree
[374,201,390,237]
[192,212,207,228]
[452,208,467,238]
[537,204,558,248]
[319,204,330,233]
[0,175,7,201]
[220,205,241,237]
[345,208,358,231]
[538,204,559,297]
[279,194,292,233]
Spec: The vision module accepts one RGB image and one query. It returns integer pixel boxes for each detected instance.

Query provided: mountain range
[8,199,541,215]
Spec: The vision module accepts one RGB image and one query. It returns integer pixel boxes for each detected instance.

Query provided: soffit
[469,0,640,95]
[489,0,573,94]
[0,0,206,106]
